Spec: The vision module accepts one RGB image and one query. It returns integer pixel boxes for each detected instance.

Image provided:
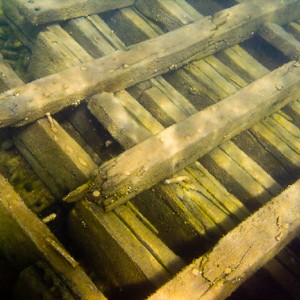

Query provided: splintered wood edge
[0,175,105,300]
[1,0,300,128]
[148,179,300,300]
[77,60,300,211]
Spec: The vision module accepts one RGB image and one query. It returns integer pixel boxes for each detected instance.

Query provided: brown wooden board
[3,0,135,25]
[65,61,300,210]
[148,179,300,300]
[1,0,300,128]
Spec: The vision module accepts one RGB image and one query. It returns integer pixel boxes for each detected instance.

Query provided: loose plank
[1,0,300,128]
[3,0,135,25]
[65,61,300,210]
[148,179,300,300]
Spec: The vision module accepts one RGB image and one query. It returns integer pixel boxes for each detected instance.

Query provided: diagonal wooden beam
[0,0,300,128]
[64,61,300,210]
[148,179,300,300]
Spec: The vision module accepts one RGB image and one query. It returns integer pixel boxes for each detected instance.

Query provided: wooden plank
[68,201,184,292]
[0,53,98,197]
[3,0,135,25]
[63,16,123,58]
[65,61,300,210]
[1,0,300,128]
[148,179,300,300]
[135,0,197,31]
[260,23,300,60]
[0,59,24,89]
[12,14,186,291]
[88,92,158,149]
[287,21,300,39]
[14,118,98,195]
[106,7,162,45]
[0,175,105,300]
[29,24,92,79]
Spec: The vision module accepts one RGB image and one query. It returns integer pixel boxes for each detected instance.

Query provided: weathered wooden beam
[3,0,135,26]
[287,21,300,39]
[0,52,98,198]
[260,23,300,60]
[0,175,105,300]
[148,179,300,300]
[65,61,300,210]
[1,0,300,128]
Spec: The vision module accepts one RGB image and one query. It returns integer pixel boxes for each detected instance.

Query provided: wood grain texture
[148,179,300,300]
[1,0,300,128]
[0,175,105,300]
[65,61,300,210]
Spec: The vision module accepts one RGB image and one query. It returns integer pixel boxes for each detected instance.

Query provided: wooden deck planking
[148,180,300,300]
[67,61,300,210]
[3,0,135,25]
[1,0,300,127]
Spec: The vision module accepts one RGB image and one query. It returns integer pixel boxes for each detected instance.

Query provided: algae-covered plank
[66,61,300,210]
[0,175,105,300]
[260,23,300,60]
[1,0,300,128]
[148,179,300,300]
[3,0,135,25]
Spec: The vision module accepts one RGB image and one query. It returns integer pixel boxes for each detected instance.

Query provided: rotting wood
[0,174,105,300]
[148,179,300,300]
[64,61,300,210]
[1,0,300,128]
[260,23,300,60]
[3,0,135,26]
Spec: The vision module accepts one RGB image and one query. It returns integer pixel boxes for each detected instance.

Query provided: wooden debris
[1,0,300,127]
[65,61,300,210]
[148,179,300,300]
[3,0,135,25]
